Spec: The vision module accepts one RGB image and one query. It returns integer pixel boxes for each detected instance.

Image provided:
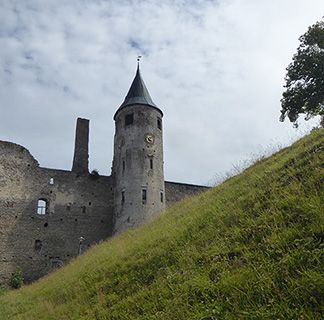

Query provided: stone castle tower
[112,63,165,233]
[0,63,208,287]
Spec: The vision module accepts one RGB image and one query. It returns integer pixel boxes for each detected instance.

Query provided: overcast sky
[0,0,323,185]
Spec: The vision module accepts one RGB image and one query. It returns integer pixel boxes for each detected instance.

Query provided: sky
[0,0,323,186]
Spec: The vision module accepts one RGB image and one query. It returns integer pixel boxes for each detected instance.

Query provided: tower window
[160,192,164,203]
[157,118,162,130]
[37,199,48,215]
[122,160,125,172]
[121,191,125,204]
[150,158,153,170]
[34,240,42,251]
[125,113,134,126]
[142,189,147,204]
[49,177,54,185]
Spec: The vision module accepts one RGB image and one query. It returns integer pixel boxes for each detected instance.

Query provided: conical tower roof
[114,64,162,119]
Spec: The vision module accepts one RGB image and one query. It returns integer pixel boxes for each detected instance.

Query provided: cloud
[0,0,323,184]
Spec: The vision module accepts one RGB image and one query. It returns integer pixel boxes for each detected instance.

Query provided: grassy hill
[0,129,323,320]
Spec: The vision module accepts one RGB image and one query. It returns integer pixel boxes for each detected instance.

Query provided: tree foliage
[280,19,324,127]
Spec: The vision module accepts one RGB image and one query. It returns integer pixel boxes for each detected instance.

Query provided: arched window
[37,199,48,215]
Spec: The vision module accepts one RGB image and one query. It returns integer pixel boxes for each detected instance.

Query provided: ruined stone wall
[0,141,209,287]
[165,181,210,207]
[0,141,113,286]
[72,118,89,174]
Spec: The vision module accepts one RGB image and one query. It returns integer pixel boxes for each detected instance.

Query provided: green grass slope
[0,129,323,320]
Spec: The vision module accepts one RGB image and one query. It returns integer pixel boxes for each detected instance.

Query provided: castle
[0,64,208,286]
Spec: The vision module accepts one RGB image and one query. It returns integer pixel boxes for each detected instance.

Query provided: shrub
[10,270,24,289]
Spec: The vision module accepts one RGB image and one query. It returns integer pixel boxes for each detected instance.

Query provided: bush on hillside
[10,270,24,289]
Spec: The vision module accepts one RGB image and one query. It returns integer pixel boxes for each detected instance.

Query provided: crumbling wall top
[0,140,39,167]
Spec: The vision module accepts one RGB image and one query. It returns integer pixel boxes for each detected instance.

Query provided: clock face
[145,134,155,144]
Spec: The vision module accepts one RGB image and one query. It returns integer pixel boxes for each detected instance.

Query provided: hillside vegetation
[0,129,323,320]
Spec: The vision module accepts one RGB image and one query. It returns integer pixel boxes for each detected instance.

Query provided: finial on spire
[137,55,142,69]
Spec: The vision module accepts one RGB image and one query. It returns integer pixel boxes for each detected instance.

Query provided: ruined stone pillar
[72,118,89,174]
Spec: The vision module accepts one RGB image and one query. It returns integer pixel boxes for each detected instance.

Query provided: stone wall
[165,181,210,207]
[0,141,113,286]
[72,118,89,174]
[0,141,209,287]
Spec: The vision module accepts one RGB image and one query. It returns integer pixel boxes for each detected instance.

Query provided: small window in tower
[157,118,162,130]
[34,239,42,251]
[121,191,125,205]
[150,158,153,170]
[160,192,164,203]
[122,160,125,172]
[49,177,54,185]
[37,199,48,215]
[142,189,147,204]
[125,113,134,126]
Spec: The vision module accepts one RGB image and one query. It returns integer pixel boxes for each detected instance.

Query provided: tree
[280,19,324,127]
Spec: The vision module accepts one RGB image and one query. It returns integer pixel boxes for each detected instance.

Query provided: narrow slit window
[150,158,153,170]
[125,113,134,126]
[157,118,162,130]
[121,191,125,205]
[37,199,48,215]
[142,189,147,204]
[34,240,42,251]
[122,160,125,172]
[160,192,164,203]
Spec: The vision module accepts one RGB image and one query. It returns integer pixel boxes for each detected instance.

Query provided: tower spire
[112,59,165,234]
[114,58,162,119]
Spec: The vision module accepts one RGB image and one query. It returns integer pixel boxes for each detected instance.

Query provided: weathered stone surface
[0,139,207,286]
[72,118,89,174]
[0,140,113,286]
[165,181,209,206]
[112,105,165,234]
